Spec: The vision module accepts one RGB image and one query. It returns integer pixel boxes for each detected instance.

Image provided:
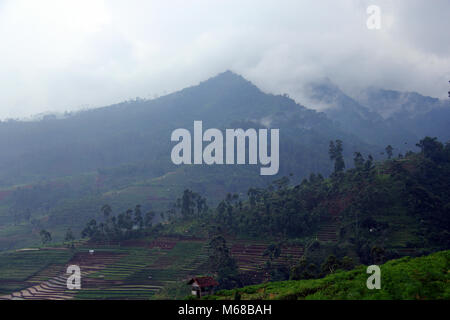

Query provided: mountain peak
[204,70,251,85]
[186,70,261,96]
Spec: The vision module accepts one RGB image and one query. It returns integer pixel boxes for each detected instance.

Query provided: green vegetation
[0,136,448,300]
[70,240,208,300]
[74,136,450,292]
[0,249,73,295]
[0,72,382,251]
[206,250,450,300]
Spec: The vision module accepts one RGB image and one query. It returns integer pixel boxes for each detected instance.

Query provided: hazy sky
[0,0,449,119]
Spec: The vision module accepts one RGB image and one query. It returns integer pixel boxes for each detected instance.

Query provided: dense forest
[75,136,450,290]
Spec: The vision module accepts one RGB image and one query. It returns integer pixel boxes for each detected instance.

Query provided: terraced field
[0,236,306,299]
[76,240,209,299]
[0,248,74,299]
[230,240,304,272]
[316,221,339,243]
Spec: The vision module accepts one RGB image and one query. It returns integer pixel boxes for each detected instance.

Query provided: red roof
[188,276,219,287]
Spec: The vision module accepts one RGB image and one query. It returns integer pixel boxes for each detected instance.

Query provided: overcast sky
[0,0,449,119]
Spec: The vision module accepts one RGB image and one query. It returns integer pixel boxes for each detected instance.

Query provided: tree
[371,246,386,265]
[365,154,374,171]
[125,209,133,230]
[353,152,365,170]
[40,229,52,246]
[64,228,75,248]
[321,255,339,275]
[81,219,100,239]
[416,137,444,161]
[263,243,284,279]
[329,140,345,174]
[144,211,155,227]
[340,256,354,270]
[195,194,208,218]
[385,145,393,159]
[101,204,112,220]
[263,243,281,262]
[178,189,195,219]
[290,257,318,280]
[247,188,263,209]
[207,236,239,288]
[117,209,133,231]
[133,205,143,229]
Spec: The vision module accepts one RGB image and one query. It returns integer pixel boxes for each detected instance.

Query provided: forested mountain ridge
[0,71,380,250]
[172,136,450,256]
[306,79,450,149]
[0,71,448,252]
[0,71,373,186]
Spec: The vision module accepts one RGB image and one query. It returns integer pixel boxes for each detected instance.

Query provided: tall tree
[40,229,52,246]
[134,205,143,229]
[180,189,195,219]
[101,204,112,220]
[329,140,345,173]
[385,145,393,159]
[353,152,365,170]
[144,211,155,227]
[64,228,75,248]
[416,137,444,161]
[208,236,238,288]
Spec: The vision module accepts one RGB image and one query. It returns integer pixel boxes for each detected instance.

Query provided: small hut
[187,276,219,298]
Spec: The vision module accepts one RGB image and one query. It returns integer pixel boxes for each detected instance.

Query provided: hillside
[174,137,450,258]
[0,71,380,251]
[1,72,449,252]
[306,80,450,149]
[205,250,450,300]
[0,138,449,300]
[0,71,369,187]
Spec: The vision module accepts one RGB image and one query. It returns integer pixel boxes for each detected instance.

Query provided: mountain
[0,71,378,250]
[356,87,447,119]
[1,71,447,250]
[305,80,416,149]
[303,80,450,152]
[0,71,369,187]
[355,87,450,143]
[0,72,448,299]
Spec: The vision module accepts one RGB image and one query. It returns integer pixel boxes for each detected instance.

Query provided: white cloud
[0,0,448,119]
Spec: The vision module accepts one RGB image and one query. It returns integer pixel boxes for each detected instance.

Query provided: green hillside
[205,250,450,300]
[0,136,448,299]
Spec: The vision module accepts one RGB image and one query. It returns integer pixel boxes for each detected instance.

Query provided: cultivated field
[0,236,309,300]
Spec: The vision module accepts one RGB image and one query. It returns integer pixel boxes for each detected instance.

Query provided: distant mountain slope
[0,71,381,250]
[304,80,450,152]
[356,87,447,119]
[356,87,450,143]
[0,71,375,187]
[2,71,447,250]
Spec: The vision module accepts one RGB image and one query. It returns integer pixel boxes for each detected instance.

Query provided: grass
[206,250,450,300]
[86,247,162,281]
[73,240,209,299]
[0,248,73,294]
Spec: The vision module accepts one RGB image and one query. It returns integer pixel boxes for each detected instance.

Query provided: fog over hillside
[0,0,449,119]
